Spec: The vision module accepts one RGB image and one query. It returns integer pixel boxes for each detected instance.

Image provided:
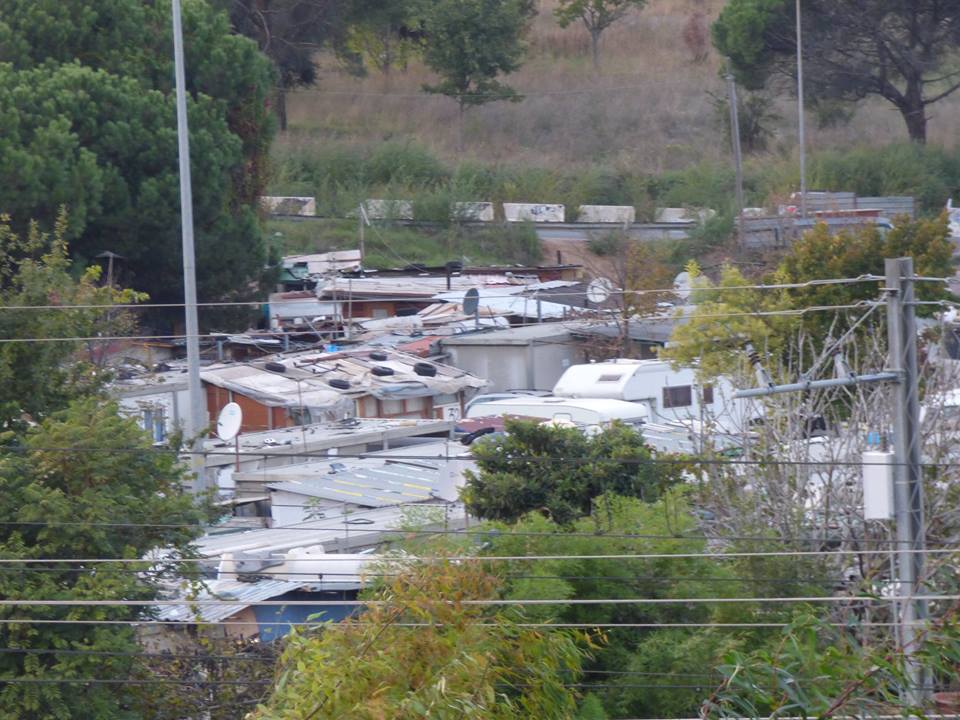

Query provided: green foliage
[710,0,789,91]
[0,0,275,311]
[711,89,780,154]
[554,0,648,67]
[253,560,590,719]
[664,216,954,378]
[463,420,685,525]
[0,213,146,432]
[346,0,424,78]
[482,491,819,718]
[0,399,211,719]
[706,612,960,718]
[419,0,533,109]
[713,0,960,142]
[267,218,541,268]
[809,143,960,215]
[366,140,450,187]
[131,637,278,720]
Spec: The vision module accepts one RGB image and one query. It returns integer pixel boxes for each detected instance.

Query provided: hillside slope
[280,0,960,173]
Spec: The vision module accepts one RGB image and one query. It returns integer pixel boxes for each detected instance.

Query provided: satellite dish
[673,271,692,301]
[216,402,243,442]
[586,277,614,304]
[463,287,480,316]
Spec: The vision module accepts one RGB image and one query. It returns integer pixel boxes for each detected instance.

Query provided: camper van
[464,396,648,429]
[552,359,755,431]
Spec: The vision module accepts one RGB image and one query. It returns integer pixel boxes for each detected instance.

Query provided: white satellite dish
[216,402,243,442]
[586,277,614,304]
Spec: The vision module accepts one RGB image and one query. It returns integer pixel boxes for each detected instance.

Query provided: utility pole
[796,0,808,218]
[885,256,927,704]
[172,0,208,493]
[358,204,366,264]
[734,258,928,704]
[725,71,745,239]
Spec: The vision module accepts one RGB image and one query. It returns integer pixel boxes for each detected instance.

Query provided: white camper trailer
[552,359,754,431]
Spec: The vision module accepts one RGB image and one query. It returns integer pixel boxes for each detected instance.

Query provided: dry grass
[280,0,960,173]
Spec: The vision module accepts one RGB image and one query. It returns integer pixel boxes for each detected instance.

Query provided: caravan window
[702,385,715,405]
[662,385,693,409]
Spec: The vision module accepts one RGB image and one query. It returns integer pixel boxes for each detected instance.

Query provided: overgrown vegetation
[267,217,542,267]
[273,139,960,220]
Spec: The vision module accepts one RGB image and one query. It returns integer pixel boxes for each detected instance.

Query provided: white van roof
[466,395,648,421]
[553,359,678,400]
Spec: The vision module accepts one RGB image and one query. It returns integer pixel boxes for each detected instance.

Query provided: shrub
[365,140,448,187]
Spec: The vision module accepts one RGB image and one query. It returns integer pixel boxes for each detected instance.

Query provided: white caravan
[552,359,755,432]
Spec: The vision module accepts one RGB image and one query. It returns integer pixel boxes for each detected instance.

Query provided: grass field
[278,0,960,173]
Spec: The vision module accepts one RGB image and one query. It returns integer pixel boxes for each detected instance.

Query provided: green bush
[270,139,960,226]
[365,140,448,187]
[809,143,960,214]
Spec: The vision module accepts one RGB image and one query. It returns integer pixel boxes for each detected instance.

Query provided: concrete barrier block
[503,203,565,223]
[577,205,635,223]
[452,202,494,222]
[260,196,317,216]
[364,199,414,220]
[655,207,715,223]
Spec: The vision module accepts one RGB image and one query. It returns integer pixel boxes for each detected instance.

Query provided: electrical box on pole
[862,450,894,520]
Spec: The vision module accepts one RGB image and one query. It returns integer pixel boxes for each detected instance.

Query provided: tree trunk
[590,28,601,71]
[276,85,288,132]
[457,102,465,153]
[900,78,927,143]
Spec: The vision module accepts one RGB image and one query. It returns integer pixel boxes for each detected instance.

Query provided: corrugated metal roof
[201,348,486,408]
[156,579,306,623]
[267,462,442,507]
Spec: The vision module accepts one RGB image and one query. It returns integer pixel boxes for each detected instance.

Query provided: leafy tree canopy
[0,0,274,312]
[420,0,533,111]
[479,490,827,718]
[0,212,145,432]
[462,420,684,525]
[664,217,954,379]
[0,399,210,719]
[712,0,960,142]
[252,560,589,719]
[554,0,648,69]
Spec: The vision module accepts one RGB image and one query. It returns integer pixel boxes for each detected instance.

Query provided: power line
[0,677,271,686]
[0,518,940,547]
[0,647,272,662]
[0,566,846,587]
[0,619,913,629]
[0,302,886,344]
[0,547,954,564]
[5,445,950,469]
[0,275,895,312]
[0,594,952,609]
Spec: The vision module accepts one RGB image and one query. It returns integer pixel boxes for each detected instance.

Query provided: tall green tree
[218,0,361,130]
[347,0,424,85]
[252,560,589,719]
[419,0,533,151]
[480,491,826,718]
[0,213,145,432]
[0,400,210,720]
[0,0,275,314]
[463,420,683,525]
[554,0,647,70]
[712,0,960,143]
